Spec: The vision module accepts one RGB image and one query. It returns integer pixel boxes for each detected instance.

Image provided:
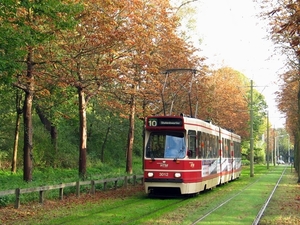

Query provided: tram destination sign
[147,117,183,127]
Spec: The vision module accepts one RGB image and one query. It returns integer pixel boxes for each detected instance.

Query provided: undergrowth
[0,159,143,206]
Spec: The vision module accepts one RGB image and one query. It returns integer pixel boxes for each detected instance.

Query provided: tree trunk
[36,105,58,167]
[78,88,87,179]
[126,91,136,175]
[23,91,34,182]
[23,50,34,182]
[11,90,23,173]
[11,113,21,173]
[101,125,111,163]
[51,126,58,167]
[297,78,300,182]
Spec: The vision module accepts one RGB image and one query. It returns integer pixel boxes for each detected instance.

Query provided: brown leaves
[198,67,250,137]
[263,1,300,58]
[0,185,144,225]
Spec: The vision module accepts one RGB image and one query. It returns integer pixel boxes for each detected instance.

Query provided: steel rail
[252,166,287,225]
[190,167,286,225]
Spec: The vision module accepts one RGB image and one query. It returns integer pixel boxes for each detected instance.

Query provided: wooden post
[59,186,64,200]
[141,177,144,185]
[124,176,128,188]
[76,181,80,197]
[103,182,107,191]
[133,175,136,186]
[91,180,95,194]
[14,188,20,209]
[39,190,44,204]
[114,180,118,190]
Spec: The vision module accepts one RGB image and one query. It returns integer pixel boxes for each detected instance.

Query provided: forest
[0,0,299,182]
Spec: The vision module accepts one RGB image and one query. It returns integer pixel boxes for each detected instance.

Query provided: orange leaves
[197,67,250,137]
[276,70,298,134]
[261,0,300,58]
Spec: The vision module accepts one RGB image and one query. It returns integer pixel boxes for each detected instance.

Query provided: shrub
[0,196,9,207]
[242,159,250,165]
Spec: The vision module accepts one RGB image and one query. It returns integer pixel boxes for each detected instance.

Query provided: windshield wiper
[174,148,184,161]
[150,152,155,161]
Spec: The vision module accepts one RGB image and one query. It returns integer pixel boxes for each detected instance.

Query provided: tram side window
[198,132,204,158]
[234,141,241,158]
[207,134,218,158]
[228,139,231,157]
[203,133,209,158]
[188,130,196,158]
[222,138,230,158]
[222,138,227,158]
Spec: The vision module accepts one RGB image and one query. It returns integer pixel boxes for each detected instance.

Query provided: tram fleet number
[159,173,168,176]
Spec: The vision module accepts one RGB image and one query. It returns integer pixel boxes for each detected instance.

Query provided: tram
[143,115,242,195]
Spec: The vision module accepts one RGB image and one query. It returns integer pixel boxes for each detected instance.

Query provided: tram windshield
[146,132,186,159]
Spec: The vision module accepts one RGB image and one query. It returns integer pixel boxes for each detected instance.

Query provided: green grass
[1,165,299,225]
[0,161,143,206]
[259,165,300,225]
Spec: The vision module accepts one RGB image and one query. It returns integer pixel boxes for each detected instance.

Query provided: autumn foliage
[0,0,259,179]
[259,0,300,181]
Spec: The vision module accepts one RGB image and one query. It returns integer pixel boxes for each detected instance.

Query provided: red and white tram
[143,115,242,195]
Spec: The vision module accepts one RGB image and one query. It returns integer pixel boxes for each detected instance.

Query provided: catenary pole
[267,110,270,169]
[250,80,254,177]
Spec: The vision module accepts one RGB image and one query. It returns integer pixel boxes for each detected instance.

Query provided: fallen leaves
[0,185,144,225]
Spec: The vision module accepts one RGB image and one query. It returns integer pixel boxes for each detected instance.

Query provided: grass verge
[259,166,300,225]
[1,165,299,225]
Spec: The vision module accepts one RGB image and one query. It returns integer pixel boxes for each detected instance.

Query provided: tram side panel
[232,133,242,179]
[219,128,232,184]
[219,128,242,183]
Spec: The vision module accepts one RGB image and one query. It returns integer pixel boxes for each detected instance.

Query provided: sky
[188,0,286,128]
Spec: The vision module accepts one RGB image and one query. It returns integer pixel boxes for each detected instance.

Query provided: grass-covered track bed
[1,165,299,225]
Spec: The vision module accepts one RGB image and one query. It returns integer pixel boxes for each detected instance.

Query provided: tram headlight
[174,173,181,178]
[148,172,154,177]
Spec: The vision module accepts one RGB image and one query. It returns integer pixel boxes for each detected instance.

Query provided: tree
[107,0,202,174]
[49,0,132,178]
[257,0,300,181]
[0,0,82,181]
[198,67,250,137]
[277,70,298,167]
[11,89,23,173]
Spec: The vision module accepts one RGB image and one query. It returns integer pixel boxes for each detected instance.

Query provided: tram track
[252,166,287,225]
[190,166,288,225]
[19,166,291,225]
[83,166,287,225]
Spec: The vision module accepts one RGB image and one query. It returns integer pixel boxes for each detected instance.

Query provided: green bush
[242,159,250,165]
[0,196,9,207]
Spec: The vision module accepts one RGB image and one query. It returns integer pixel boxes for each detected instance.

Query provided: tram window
[222,138,225,157]
[188,130,196,158]
[234,141,241,157]
[146,132,186,159]
[206,135,212,158]
[207,134,218,158]
[203,133,209,159]
[198,132,204,158]
[222,138,230,158]
[216,136,219,156]
[228,139,232,157]
[146,133,166,158]
[164,133,186,159]
[204,134,210,158]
